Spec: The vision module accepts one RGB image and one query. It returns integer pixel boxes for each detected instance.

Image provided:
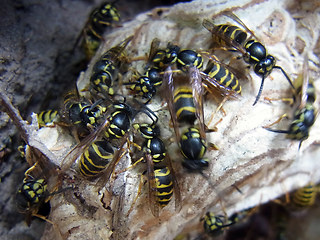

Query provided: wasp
[124,122,181,217]
[15,142,64,230]
[125,67,163,104]
[90,36,133,99]
[60,96,158,189]
[16,164,51,226]
[164,65,206,144]
[80,1,120,60]
[291,184,318,208]
[163,68,215,175]
[68,98,135,178]
[203,212,231,236]
[124,39,164,103]
[203,12,294,105]
[203,208,253,236]
[264,56,317,149]
[37,110,60,128]
[62,90,108,137]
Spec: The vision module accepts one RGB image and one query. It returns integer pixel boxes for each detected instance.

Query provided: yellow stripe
[176,107,195,118]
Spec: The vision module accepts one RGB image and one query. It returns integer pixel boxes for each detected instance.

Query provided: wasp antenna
[253,76,265,106]
[274,65,294,89]
[264,128,289,134]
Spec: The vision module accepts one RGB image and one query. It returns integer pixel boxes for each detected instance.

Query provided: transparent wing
[163,66,181,141]
[146,153,159,217]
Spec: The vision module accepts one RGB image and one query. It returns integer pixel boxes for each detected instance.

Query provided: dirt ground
[0,1,189,239]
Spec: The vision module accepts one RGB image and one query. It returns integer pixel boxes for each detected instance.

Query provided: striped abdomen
[154,167,174,207]
[212,24,247,47]
[203,61,241,94]
[173,86,196,124]
[79,140,114,177]
[37,110,59,127]
[292,184,317,208]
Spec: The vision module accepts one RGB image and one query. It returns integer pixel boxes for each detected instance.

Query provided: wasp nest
[14,0,319,239]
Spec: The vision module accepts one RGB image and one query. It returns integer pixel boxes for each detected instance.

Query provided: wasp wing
[202,19,248,56]
[163,66,181,141]
[146,153,159,217]
[164,154,182,213]
[189,66,206,140]
[222,11,259,41]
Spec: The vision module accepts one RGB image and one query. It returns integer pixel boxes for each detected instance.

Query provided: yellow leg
[115,156,144,175]
[115,139,144,175]
[263,113,288,128]
[206,95,227,129]
[208,142,219,151]
[264,97,294,105]
[24,162,39,178]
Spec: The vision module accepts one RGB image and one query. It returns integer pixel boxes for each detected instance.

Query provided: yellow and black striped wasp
[60,96,159,188]
[125,122,181,217]
[290,184,318,209]
[163,67,210,173]
[0,91,65,229]
[264,55,317,149]
[15,143,69,240]
[76,97,145,179]
[37,110,60,128]
[124,39,163,104]
[78,1,121,60]
[90,36,133,99]
[203,12,294,105]
[62,89,108,138]
[16,156,57,226]
[203,208,254,237]
[160,43,206,141]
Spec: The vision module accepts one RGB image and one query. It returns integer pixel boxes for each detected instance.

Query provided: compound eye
[266,55,275,64]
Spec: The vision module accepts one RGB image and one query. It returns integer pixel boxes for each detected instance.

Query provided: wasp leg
[264,96,294,105]
[114,140,143,175]
[115,156,144,175]
[24,162,39,178]
[206,96,226,129]
[207,118,222,134]
[263,114,288,128]
[208,142,219,151]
